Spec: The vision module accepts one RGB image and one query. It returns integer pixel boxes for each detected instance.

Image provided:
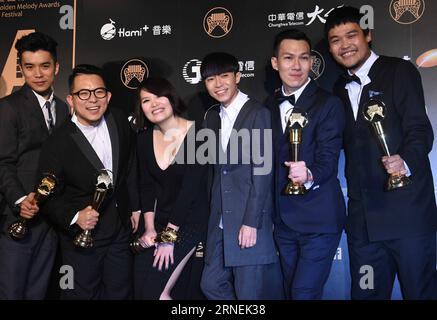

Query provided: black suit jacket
[37,108,136,240]
[267,80,346,234]
[0,84,69,228]
[334,56,437,241]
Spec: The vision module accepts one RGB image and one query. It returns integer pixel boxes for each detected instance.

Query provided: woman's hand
[153,243,174,271]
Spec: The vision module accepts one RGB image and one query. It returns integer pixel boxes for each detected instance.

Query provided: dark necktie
[343,73,361,85]
[276,93,295,106]
[44,101,55,134]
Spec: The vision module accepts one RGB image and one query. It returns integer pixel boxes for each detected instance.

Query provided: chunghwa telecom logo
[182,59,202,84]
[203,7,233,38]
[310,50,325,80]
[120,59,149,89]
[389,0,425,24]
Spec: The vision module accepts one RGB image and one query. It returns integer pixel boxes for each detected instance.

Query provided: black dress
[133,124,209,300]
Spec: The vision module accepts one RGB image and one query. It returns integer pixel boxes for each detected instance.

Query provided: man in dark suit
[0,32,69,299]
[326,6,437,299]
[199,52,283,300]
[267,29,346,299]
[37,64,135,299]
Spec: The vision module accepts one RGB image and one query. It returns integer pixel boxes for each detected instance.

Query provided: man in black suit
[326,6,437,299]
[0,32,69,299]
[38,64,135,299]
[267,29,346,299]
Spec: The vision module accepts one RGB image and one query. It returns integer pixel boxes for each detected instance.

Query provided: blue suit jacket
[267,80,346,234]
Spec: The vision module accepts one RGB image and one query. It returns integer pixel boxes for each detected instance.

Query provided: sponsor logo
[238,60,255,78]
[182,59,202,84]
[203,7,233,38]
[310,50,325,80]
[390,0,425,24]
[100,19,172,40]
[120,59,149,89]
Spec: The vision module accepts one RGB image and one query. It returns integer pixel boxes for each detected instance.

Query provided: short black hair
[15,32,58,64]
[135,77,187,129]
[324,6,370,39]
[200,52,239,80]
[273,29,312,57]
[68,64,107,92]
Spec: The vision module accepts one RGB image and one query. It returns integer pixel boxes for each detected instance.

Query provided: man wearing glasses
[37,64,136,299]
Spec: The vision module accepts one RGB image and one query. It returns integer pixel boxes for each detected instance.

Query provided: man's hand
[130,211,140,233]
[284,161,310,184]
[238,225,257,249]
[76,206,99,230]
[19,192,39,219]
[140,229,157,248]
[381,154,407,175]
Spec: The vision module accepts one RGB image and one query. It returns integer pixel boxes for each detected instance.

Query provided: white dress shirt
[345,50,379,120]
[33,90,56,130]
[70,114,113,225]
[219,90,249,150]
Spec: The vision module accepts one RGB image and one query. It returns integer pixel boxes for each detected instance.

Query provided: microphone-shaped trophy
[284,108,309,195]
[73,169,112,248]
[363,99,411,191]
[8,173,57,240]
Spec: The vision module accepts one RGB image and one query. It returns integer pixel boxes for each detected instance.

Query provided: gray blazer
[203,98,278,267]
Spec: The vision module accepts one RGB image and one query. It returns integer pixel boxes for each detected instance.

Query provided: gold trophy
[8,173,57,240]
[73,169,112,248]
[130,237,147,254]
[363,99,411,191]
[284,108,309,195]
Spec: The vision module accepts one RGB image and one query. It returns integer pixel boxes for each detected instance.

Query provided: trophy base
[8,221,28,240]
[387,174,411,191]
[129,238,146,254]
[284,183,307,195]
[73,233,93,248]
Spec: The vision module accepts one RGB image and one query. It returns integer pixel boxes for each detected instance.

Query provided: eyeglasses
[72,87,108,100]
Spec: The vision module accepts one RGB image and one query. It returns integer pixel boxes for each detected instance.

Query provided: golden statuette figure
[8,174,57,240]
[284,108,309,195]
[363,99,411,191]
[73,169,113,248]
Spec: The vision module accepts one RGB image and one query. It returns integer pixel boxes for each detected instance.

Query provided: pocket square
[369,90,383,98]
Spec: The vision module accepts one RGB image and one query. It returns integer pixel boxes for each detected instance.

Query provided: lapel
[225,98,252,160]
[21,84,51,135]
[53,96,69,130]
[270,89,286,152]
[357,57,384,124]
[294,79,318,114]
[70,122,105,173]
[105,111,119,185]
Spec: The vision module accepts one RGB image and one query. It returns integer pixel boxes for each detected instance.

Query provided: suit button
[223,170,227,175]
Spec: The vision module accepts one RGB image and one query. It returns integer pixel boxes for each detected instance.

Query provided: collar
[220,90,249,121]
[71,113,105,131]
[348,51,379,83]
[281,77,311,102]
[33,89,54,109]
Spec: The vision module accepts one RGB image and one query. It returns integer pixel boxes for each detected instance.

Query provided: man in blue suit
[200,52,283,300]
[267,29,346,299]
[326,6,437,299]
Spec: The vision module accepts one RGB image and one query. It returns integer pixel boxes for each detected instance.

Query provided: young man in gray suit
[200,52,283,300]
